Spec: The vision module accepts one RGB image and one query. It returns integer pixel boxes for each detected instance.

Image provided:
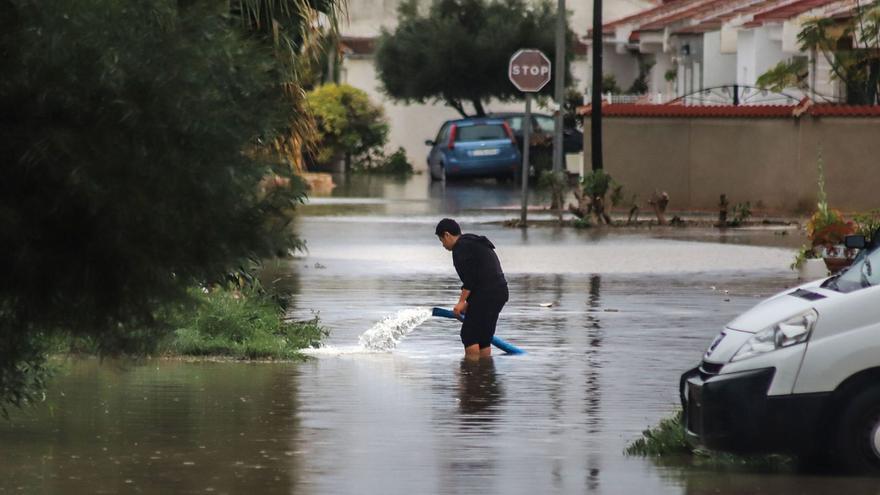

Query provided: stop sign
[508,49,552,92]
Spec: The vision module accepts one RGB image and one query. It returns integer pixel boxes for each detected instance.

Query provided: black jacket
[452,234,507,295]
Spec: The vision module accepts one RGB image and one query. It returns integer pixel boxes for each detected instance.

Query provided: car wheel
[833,386,880,474]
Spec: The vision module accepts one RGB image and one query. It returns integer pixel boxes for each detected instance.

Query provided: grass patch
[625,409,690,456]
[161,287,327,360]
[626,409,794,470]
[44,285,327,361]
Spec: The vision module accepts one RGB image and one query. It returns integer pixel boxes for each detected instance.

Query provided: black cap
[435,218,461,237]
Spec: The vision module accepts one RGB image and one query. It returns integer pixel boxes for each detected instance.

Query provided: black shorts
[461,289,508,349]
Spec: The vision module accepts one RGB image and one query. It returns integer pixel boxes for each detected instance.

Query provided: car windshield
[456,124,507,142]
[535,116,555,132]
[823,246,880,293]
[505,117,523,132]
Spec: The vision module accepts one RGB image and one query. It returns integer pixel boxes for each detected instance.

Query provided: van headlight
[731,309,818,362]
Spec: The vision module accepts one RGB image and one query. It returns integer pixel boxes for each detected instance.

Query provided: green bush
[728,202,753,227]
[353,147,414,176]
[581,169,616,198]
[306,84,389,168]
[572,218,592,229]
[163,287,327,360]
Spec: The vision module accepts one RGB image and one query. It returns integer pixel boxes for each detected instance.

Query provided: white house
[590,0,854,105]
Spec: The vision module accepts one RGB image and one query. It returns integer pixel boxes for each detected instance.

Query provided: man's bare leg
[464,344,491,359]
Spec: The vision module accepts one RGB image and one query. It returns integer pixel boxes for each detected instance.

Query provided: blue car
[425,118,521,181]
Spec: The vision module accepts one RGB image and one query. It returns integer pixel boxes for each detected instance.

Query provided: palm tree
[230,0,345,171]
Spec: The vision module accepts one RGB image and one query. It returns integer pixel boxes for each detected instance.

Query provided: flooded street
[3,174,878,494]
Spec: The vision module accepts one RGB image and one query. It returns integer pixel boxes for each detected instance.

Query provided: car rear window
[456,124,507,142]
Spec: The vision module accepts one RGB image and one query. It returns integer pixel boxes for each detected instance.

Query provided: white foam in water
[358,307,433,352]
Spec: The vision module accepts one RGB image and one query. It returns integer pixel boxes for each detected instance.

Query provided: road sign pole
[520,94,532,226]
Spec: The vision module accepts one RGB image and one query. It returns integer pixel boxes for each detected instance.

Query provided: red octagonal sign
[508,49,552,93]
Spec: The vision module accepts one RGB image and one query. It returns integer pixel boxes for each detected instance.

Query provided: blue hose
[431,307,525,355]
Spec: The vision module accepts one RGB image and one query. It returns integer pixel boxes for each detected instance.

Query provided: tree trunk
[627,204,639,224]
[592,195,611,224]
[717,193,729,227]
[447,99,468,118]
[568,187,591,219]
[471,98,486,117]
[649,191,669,225]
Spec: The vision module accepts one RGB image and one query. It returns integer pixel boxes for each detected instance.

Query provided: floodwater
[3,174,878,494]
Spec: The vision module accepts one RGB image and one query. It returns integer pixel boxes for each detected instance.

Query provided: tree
[0,0,337,415]
[757,2,880,105]
[756,57,810,93]
[627,54,655,95]
[306,84,390,170]
[375,0,574,117]
[601,74,622,94]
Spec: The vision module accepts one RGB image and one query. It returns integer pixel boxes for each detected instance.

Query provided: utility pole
[591,0,603,170]
[552,0,566,174]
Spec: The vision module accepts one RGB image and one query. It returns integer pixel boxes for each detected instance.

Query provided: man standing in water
[435,218,509,358]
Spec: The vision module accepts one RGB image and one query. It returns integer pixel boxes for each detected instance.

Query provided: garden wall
[582,106,880,214]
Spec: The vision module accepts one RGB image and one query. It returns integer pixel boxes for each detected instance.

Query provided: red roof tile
[577,102,880,118]
[672,0,785,34]
[577,103,797,118]
[599,0,673,35]
[599,0,852,37]
[751,0,841,22]
[637,0,733,32]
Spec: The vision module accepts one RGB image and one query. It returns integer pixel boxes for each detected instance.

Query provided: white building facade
[590,0,853,105]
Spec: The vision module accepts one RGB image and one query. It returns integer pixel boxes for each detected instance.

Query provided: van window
[456,124,507,142]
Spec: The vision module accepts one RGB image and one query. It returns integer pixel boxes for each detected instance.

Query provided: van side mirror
[425,140,435,146]
[845,235,867,249]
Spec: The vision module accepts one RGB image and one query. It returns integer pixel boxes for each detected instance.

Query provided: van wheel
[833,386,880,474]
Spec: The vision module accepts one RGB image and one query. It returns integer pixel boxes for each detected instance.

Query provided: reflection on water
[457,358,503,418]
[0,359,301,494]
[584,275,603,436]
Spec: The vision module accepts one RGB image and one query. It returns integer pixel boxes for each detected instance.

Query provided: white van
[681,235,880,473]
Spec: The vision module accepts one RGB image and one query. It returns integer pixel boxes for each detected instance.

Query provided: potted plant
[792,152,855,277]
[807,154,854,274]
[809,211,855,273]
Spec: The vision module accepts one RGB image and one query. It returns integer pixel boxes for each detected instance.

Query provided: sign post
[508,49,552,226]
[520,94,532,226]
